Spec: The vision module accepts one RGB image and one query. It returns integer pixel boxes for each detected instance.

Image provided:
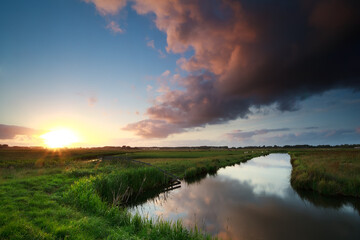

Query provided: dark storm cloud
[226,128,290,140]
[233,128,360,146]
[0,124,40,139]
[266,129,359,146]
[304,127,318,130]
[87,0,360,138]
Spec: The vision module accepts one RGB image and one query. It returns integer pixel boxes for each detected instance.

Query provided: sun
[40,128,79,148]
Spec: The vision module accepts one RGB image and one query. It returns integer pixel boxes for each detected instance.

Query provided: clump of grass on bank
[73,167,172,206]
[184,163,217,180]
[62,168,211,239]
[290,150,360,197]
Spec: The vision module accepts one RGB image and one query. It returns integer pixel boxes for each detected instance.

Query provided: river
[130,153,360,240]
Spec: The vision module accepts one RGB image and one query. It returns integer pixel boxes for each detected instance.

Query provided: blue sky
[0,0,359,147]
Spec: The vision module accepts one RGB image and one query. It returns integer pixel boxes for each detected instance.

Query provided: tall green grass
[290,150,360,197]
[94,167,172,205]
[62,167,212,239]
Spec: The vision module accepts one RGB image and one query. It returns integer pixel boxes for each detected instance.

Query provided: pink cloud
[132,0,255,76]
[146,39,155,49]
[146,85,153,92]
[123,119,185,138]
[88,96,98,106]
[83,0,127,15]
[146,39,166,57]
[106,21,123,34]
[161,70,170,77]
[157,49,166,58]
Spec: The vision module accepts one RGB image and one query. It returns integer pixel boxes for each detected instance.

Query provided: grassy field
[1,147,359,239]
[0,147,267,239]
[126,150,271,179]
[0,147,125,168]
[290,149,360,197]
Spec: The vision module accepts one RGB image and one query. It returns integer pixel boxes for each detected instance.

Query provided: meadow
[290,149,360,197]
[0,147,359,239]
[0,147,266,239]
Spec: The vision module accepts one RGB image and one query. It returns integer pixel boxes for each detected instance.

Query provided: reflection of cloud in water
[131,154,360,240]
[246,154,292,169]
[217,154,292,198]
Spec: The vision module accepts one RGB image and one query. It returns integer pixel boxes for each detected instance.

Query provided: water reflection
[130,154,360,240]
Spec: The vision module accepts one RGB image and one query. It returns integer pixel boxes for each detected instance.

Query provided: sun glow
[40,128,79,148]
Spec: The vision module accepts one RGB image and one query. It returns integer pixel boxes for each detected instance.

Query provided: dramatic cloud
[130,0,360,138]
[85,0,360,138]
[227,128,290,141]
[0,124,41,139]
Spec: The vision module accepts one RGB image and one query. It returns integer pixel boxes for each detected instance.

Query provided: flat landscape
[1,147,359,239]
[1,0,360,239]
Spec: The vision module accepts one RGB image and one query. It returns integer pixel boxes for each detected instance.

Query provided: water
[130,154,360,240]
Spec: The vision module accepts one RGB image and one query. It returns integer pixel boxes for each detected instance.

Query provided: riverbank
[290,149,360,197]
[0,148,267,239]
[2,147,358,239]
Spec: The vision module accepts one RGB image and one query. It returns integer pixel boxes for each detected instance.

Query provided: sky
[0,0,359,147]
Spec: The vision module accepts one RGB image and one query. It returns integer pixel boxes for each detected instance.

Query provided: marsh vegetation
[290,149,360,197]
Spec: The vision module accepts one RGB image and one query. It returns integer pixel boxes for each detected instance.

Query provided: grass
[2,147,359,239]
[0,147,268,239]
[0,147,126,168]
[290,149,360,197]
[62,169,211,240]
[125,150,270,179]
[0,159,211,239]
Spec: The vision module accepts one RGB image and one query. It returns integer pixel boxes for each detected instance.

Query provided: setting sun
[40,128,79,148]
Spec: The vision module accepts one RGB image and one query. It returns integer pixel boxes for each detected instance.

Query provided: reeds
[62,167,212,239]
[290,150,360,197]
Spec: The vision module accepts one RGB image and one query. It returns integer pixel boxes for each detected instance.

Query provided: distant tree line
[1,144,359,150]
[236,144,360,149]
